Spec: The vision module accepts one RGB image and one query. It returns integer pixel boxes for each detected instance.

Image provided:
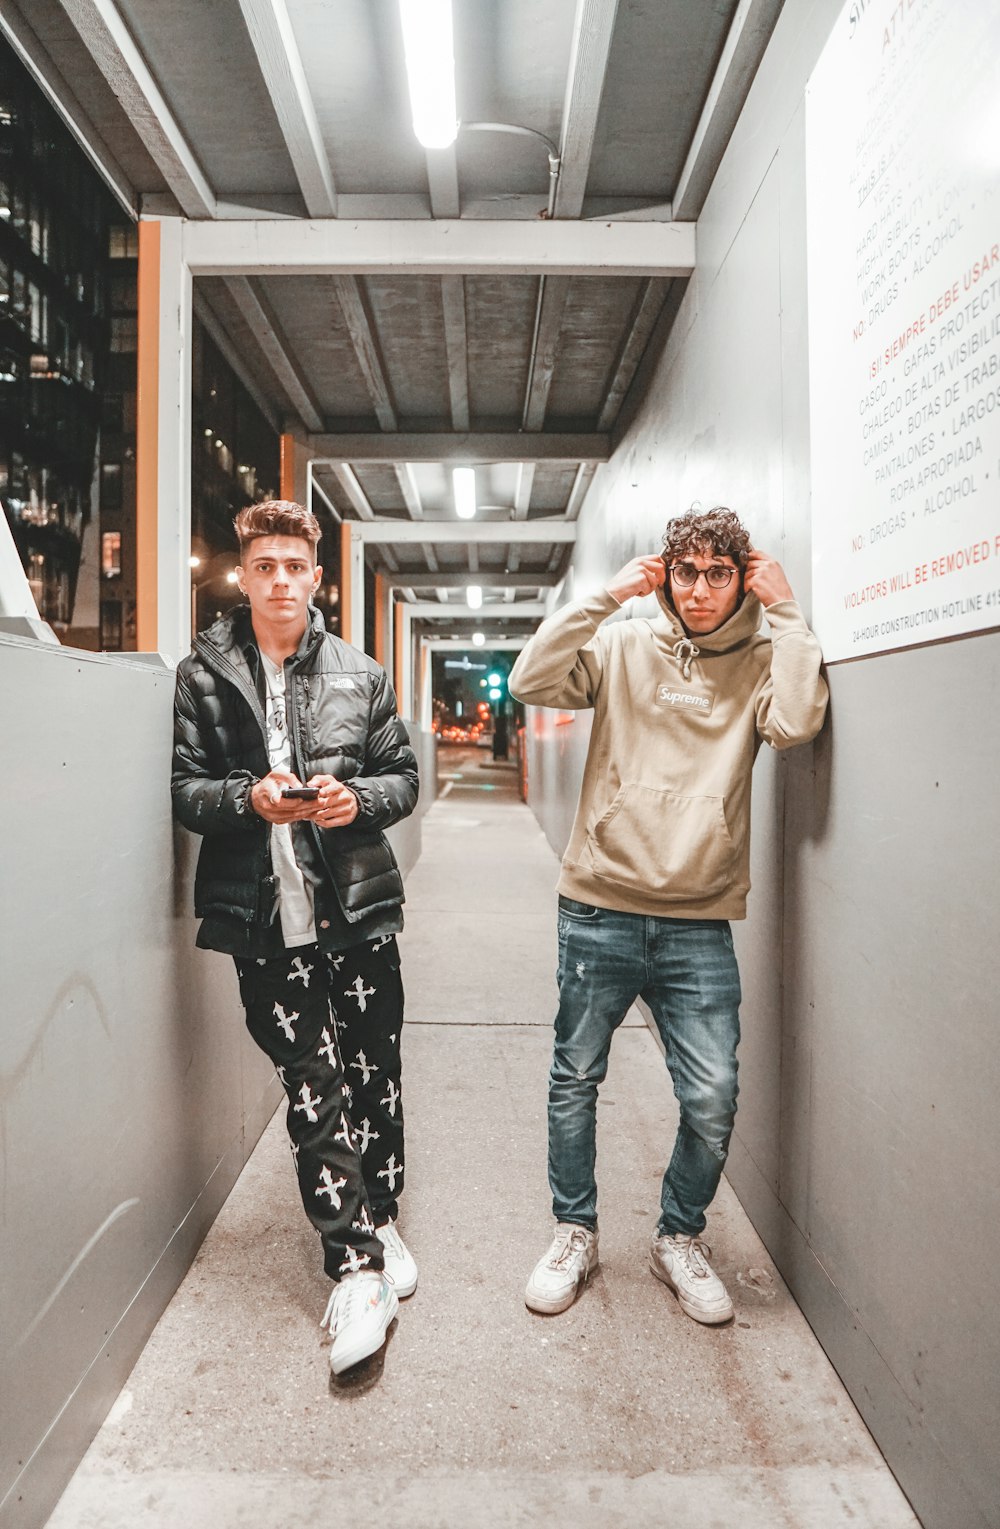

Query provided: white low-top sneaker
[649,1232,734,1325]
[321,1270,399,1374]
[375,1220,418,1298]
[525,1223,599,1314]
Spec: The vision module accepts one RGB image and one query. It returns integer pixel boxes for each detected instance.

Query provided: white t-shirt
[261,652,317,949]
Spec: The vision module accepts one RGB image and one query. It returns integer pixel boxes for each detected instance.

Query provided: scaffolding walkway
[47,751,919,1529]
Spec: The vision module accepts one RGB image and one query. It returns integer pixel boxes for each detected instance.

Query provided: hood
[652,583,763,678]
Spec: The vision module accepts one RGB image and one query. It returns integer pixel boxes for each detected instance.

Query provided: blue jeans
[548,897,742,1238]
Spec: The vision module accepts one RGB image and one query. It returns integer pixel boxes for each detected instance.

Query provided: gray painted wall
[0,635,433,1529]
[519,5,998,1527]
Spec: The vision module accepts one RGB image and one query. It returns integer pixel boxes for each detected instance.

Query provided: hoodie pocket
[586,784,736,901]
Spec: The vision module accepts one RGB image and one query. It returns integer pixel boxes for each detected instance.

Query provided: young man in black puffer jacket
[172,500,418,1376]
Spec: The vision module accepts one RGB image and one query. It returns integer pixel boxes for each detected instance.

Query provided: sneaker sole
[525,1258,599,1315]
[329,1288,400,1375]
[390,1268,418,1299]
[648,1255,734,1325]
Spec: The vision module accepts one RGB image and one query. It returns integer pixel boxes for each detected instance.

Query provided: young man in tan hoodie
[509,507,828,1325]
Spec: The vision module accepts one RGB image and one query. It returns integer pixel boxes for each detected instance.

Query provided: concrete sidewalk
[47,750,919,1529]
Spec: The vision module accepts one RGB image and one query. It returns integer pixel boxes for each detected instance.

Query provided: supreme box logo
[656,685,713,714]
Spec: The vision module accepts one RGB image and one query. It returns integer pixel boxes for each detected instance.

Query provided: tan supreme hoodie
[508,585,828,921]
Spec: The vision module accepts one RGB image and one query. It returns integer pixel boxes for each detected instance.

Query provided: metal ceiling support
[329,465,375,520]
[0,5,137,216]
[440,278,470,431]
[385,572,558,590]
[564,462,596,521]
[467,543,479,574]
[596,277,670,430]
[522,276,572,431]
[307,434,609,463]
[325,465,398,573]
[333,277,398,430]
[672,0,784,221]
[348,521,576,545]
[192,290,282,434]
[308,468,340,522]
[236,0,338,217]
[513,464,535,520]
[426,147,460,218]
[223,276,323,431]
[401,602,547,620]
[182,218,696,277]
[552,0,621,220]
[397,465,424,518]
[59,0,216,218]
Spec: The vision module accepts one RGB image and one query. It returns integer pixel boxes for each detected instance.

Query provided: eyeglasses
[668,561,737,589]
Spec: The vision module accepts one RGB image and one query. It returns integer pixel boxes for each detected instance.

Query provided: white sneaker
[525,1223,599,1314]
[649,1232,734,1325]
[375,1220,418,1298]
[321,1270,398,1374]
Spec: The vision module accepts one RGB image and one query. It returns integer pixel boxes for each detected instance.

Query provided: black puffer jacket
[172,605,418,955]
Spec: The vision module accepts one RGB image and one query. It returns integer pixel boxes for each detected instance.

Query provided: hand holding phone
[281,786,320,800]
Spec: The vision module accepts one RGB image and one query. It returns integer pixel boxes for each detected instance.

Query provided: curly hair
[661,507,752,570]
[233,500,321,560]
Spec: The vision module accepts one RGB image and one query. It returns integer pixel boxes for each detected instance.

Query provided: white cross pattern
[377,1153,402,1191]
[350,1050,377,1086]
[371,933,393,953]
[276,1064,287,1087]
[273,1002,299,1042]
[380,1079,400,1118]
[290,1141,299,1166]
[341,1245,372,1275]
[355,1117,380,1154]
[328,954,345,971]
[289,956,314,988]
[294,1082,322,1122]
[352,1203,375,1235]
[344,1085,353,1110]
[333,1113,354,1150]
[315,1166,348,1209]
[317,1027,338,1068]
[345,975,376,1012]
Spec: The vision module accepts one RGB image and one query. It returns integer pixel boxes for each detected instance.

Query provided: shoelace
[670,637,700,680]
[671,1235,714,1280]
[377,1223,405,1260]
[321,1273,378,1334]
[548,1227,591,1270]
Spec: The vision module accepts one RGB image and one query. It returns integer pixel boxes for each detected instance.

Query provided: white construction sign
[806,0,1000,660]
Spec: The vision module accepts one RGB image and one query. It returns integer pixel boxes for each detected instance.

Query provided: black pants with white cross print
[234,936,405,1282]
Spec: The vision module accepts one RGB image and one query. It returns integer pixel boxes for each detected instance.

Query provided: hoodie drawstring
[671,637,700,681]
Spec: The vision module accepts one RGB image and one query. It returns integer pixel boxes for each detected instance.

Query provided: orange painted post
[340,520,352,642]
[394,599,405,710]
[374,573,386,666]
[280,432,295,501]
[135,221,161,651]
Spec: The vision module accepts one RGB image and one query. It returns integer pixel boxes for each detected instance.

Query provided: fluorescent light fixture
[453,465,476,520]
[399,0,458,150]
[466,584,482,610]
[472,631,485,646]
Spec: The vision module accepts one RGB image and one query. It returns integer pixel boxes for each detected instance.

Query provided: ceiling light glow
[472,631,485,646]
[399,0,458,150]
[466,584,482,610]
[453,465,477,520]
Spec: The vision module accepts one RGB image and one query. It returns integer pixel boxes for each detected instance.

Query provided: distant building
[0,34,118,646]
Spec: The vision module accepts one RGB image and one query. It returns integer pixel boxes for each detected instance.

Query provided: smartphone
[281,786,320,800]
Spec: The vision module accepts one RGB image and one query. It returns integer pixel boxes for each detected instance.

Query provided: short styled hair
[233,500,321,560]
[661,506,752,571]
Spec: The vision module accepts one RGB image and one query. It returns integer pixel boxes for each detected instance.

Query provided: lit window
[101,531,122,579]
